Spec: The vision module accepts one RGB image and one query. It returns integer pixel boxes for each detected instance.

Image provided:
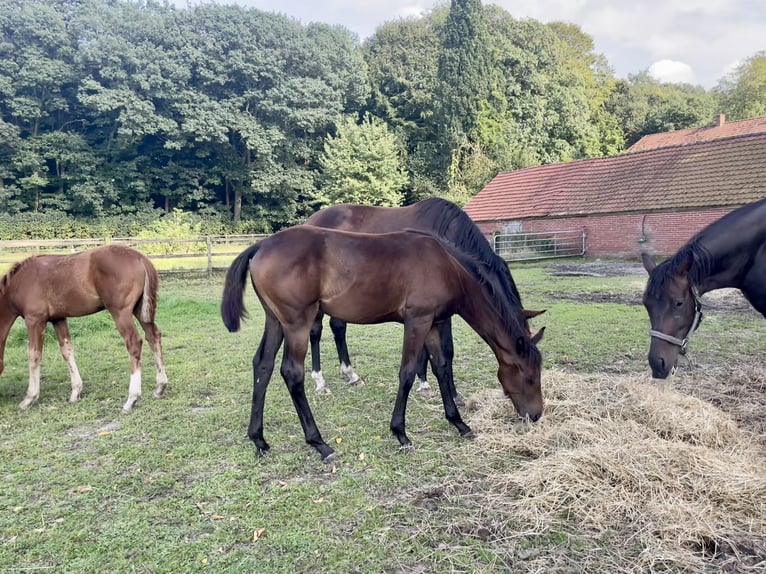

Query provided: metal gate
[493,229,586,262]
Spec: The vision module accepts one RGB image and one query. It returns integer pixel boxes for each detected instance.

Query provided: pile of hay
[459,369,766,573]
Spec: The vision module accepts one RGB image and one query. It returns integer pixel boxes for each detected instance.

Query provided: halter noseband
[648,284,703,355]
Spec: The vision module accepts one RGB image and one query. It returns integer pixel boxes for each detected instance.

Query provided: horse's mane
[646,239,714,297]
[408,228,540,362]
[645,201,766,296]
[413,198,524,309]
[0,260,26,297]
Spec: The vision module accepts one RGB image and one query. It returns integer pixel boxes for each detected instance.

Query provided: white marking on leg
[312,370,330,394]
[61,338,84,403]
[20,353,42,410]
[123,369,142,412]
[153,350,168,398]
[340,362,362,385]
[416,377,431,393]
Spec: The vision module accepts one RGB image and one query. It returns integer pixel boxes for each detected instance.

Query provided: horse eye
[674,300,684,308]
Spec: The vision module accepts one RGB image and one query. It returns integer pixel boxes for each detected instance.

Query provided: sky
[175,0,766,89]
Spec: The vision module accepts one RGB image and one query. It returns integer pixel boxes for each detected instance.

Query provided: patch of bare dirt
[545,262,760,316]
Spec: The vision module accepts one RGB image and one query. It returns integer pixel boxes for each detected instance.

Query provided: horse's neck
[456,289,520,364]
[693,205,766,293]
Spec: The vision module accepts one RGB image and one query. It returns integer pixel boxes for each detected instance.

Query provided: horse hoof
[461,430,477,440]
[122,397,140,412]
[322,452,338,465]
[348,376,363,387]
[315,386,332,395]
[399,443,415,454]
[18,397,36,410]
[256,447,270,459]
[153,386,167,399]
[454,394,466,408]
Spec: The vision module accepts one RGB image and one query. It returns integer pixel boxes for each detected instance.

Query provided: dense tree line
[0,0,762,234]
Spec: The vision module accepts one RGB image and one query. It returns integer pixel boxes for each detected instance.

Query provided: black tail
[221,242,262,332]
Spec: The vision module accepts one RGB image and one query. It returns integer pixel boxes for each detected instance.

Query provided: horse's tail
[140,256,160,323]
[221,242,262,332]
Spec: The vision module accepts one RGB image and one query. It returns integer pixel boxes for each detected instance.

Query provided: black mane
[406,228,538,361]
[413,198,524,310]
[647,198,766,296]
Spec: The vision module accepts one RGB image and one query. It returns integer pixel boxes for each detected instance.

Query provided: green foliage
[318,114,408,207]
[0,0,743,229]
[133,209,204,254]
[716,51,766,120]
[607,72,717,146]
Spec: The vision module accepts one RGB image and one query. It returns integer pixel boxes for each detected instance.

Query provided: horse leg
[247,312,284,457]
[109,309,144,412]
[19,319,45,410]
[436,319,464,407]
[309,312,329,394]
[282,323,335,463]
[136,316,168,399]
[52,319,84,403]
[425,325,474,438]
[741,269,766,318]
[415,346,431,394]
[390,318,432,448]
[329,316,362,385]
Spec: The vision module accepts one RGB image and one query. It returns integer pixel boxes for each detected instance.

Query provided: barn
[463,115,766,258]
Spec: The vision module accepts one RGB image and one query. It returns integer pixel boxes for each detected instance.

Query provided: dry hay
[456,369,766,573]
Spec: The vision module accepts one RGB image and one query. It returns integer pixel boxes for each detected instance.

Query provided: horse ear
[641,252,656,274]
[523,309,546,319]
[675,250,693,275]
[531,326,545,344]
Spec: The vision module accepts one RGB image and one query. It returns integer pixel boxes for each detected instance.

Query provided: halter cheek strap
[648,284,703,355]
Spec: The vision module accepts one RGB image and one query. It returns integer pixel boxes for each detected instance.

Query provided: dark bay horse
[304,197,541,398]
[642,197,766,378]
[0,245,168,410]
[221,226,544,462]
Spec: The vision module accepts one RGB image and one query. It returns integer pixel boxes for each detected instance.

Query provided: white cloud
[396,4,426,19]
[648,59,695,84]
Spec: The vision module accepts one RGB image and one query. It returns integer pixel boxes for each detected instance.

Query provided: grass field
[1,261,764,573]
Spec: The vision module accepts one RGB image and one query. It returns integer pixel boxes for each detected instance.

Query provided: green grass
[1,264,763,573]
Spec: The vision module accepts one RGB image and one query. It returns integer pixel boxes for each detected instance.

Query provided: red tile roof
[463,132,766,222]
[627,114,766,152]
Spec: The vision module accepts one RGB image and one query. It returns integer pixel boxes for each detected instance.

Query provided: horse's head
[641,252,702,378]
[498,328,545,421]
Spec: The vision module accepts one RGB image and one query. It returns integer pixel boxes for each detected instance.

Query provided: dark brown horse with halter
[221,226,544,463]
[0,244,168,411]
[642,197,766,378]
[304,197,542,401]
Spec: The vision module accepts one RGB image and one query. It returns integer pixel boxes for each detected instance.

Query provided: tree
[435,0,493,160]
[716,51,766,120]
[318,114,407,207]
[607,72,716,146]
[363,10,447,201]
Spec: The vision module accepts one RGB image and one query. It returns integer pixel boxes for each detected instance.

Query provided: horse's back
[6,245,154,319]
[305,203,416,233]
[250,226,462,324]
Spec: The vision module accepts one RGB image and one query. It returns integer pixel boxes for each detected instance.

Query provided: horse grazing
[221,226,544,463]
[642,197,766,378]
[0,244,168,411]
[304,197,542,398]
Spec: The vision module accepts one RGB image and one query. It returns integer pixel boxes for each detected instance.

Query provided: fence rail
[493,230,586,262]
[0,235,269,276]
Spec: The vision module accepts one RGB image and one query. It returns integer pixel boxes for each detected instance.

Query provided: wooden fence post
[206,236,213,278]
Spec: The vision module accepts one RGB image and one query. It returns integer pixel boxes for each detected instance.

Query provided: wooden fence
[0,235,269,277]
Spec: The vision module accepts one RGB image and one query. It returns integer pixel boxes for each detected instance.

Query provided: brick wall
[477,207,737,257]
